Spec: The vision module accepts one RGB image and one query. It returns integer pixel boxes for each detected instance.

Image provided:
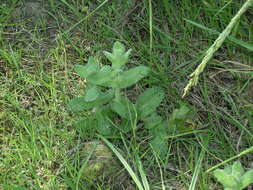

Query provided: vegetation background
[0,0,252,189]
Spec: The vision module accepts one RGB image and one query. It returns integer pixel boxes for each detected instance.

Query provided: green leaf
[213,169,238,188]
[232,161,244,180]
[172,104,191,120]
[112,66,150,88]
[143,112,163,129]
[149,122,167,138]
[104,41,131,69]
[68,90,114,112]
[242,170,253,188]
[113,41,126,55]
[111,97,136,120]
[75,117,97,138]
[149,122,168,159]
[224,165,232,175]
[137,87,165,119]
[87,69,113,87]
[96,111,114,136]
[168,103,196,133]
[67,96,92,112]
[103,51,114,64]
[150,135,168,159]
[85,86,100,102]
[74,57,99,78]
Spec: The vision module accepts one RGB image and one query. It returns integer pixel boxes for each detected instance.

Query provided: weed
[213,161,253,190]
[68,41,168,158]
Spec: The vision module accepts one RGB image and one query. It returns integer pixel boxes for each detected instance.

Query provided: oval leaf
[150,136,168,159]
[242,170,253,188]
[96,111,114,136]
[112,66,150,88]
[149,122,168,159]
[67,96,93,112]
[74,57,99,78]
[213,169,238,188]
[143,112,163,129]
[232,161,244,179]
[137,87,165,119]
[85,86,100,102]
[111,97,136,120]
[87,70,113,87]
[113,41,126,56]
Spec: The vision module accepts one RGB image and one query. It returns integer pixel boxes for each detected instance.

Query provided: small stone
[79,140,119,181]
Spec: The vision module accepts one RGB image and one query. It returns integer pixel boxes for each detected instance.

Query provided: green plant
[68,41,168,158]
[168,102,197,133]
[213,161,253,190]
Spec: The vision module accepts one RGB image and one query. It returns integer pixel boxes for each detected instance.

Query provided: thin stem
[115,88,121,102]
[206,145,253,173]
[148,0,153,66]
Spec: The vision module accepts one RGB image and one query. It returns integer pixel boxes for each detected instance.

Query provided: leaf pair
[110,66,150,89]
[104,41,132,69]
[110,87,165,122]
[75,57,113,87]
[75,58,150,89]
[214,161,253,190]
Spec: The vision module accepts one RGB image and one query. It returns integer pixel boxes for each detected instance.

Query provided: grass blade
[151,146,166,190]
[100,136,144,190]
[148,0,153,65]
[188,148,205,190]
[56,0,108,40]
[137,157,150,190]
[185,19,253,51]
[206,145,253,173]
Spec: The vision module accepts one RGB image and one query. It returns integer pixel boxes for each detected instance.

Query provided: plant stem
[206,145,253,173]
[115,88,121,102]
[148,0,153,66]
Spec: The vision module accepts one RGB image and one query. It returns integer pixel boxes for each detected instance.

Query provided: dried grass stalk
[182,0,253,98]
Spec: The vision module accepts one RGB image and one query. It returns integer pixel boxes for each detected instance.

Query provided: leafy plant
[68,41,168,158]
[168,102,197,133]
[213,161,253,190]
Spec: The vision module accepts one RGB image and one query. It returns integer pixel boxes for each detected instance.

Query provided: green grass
[1,0,253,189]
